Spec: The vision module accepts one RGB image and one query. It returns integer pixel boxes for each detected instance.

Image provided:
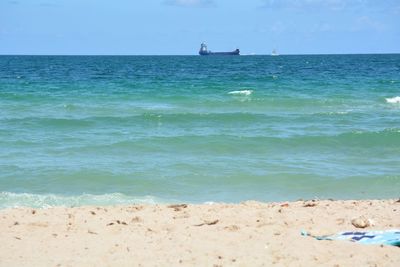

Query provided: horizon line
[1,52,400,57]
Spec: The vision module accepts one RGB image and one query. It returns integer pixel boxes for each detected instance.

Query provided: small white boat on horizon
[271,49,279,56]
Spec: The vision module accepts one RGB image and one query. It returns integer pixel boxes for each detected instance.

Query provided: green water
[0,55,399,207]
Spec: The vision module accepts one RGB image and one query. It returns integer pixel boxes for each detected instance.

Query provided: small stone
[351,216,370,228]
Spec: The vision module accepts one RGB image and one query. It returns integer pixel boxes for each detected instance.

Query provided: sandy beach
[0,199,399,266]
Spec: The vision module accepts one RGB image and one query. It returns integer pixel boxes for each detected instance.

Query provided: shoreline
[1,199,399,266]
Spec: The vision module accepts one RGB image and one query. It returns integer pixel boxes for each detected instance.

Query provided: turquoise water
[0,55,399,208]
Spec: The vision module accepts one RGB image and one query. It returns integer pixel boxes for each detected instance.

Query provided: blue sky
[1,0,399,55]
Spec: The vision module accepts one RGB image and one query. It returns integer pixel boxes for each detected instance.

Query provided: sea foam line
[386,96,400,104]
[0,192,165,209]
[228,90,253,96]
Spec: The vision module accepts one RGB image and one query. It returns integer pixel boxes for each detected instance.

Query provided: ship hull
[199,50,240,56]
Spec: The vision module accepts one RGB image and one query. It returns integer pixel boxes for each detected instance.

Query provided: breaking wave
[386,96,400,103]
[228,90,253,96]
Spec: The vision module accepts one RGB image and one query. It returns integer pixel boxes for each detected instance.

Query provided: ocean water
[0,55,399,208]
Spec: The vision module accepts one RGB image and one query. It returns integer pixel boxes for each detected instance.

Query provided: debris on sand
[194,220,219,226]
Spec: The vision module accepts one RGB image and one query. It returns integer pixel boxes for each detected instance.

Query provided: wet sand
[0,199,399,266]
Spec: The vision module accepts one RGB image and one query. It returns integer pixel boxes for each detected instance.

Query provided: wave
[228,90,253,96]
[68,128,400,155]
[386,96,400,103]
[0,192,168,209]
[313,111,350,116]
[0,112,271,129]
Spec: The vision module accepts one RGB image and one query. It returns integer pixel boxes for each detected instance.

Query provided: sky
[0,0,399,55]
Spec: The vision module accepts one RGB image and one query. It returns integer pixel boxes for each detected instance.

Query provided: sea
[0,54,399,208]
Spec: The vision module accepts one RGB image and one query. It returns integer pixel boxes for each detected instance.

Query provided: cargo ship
[199,43,240,56]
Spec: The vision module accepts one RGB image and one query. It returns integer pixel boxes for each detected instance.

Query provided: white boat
[271,49,279,56]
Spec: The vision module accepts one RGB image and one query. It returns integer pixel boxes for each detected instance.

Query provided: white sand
[0,199,399,266]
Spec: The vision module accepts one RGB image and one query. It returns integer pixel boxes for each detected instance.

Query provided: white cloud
[262,0,367,10]
[164,0,215,8]
[352,16,387,32]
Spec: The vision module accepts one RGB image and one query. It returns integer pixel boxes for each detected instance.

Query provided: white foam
[386,96,400,103]
[0,192,168,209]
[228,90,253,96]
[315,111,349,116]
